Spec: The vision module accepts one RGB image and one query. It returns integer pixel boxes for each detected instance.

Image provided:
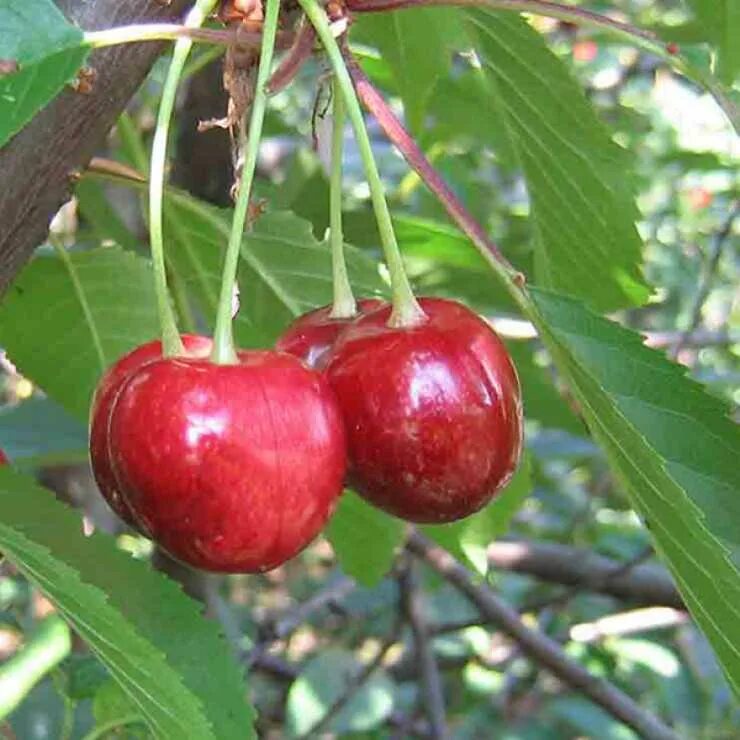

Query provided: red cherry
[0,449,7,465]
[276,298,386,367]
[107,351,347,573]
[325,298,523,523]
[89,335,212,526]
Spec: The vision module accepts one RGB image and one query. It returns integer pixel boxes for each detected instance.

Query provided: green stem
[210,0,282,364]
[328,78,357,319]
[0,616,71,720]
[297,0,426,328]
[150,0,220,357]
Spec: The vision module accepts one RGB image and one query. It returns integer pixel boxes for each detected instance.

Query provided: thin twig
[407,532,678,740]
[672,200,739,358]
[85,24,295,50]
[342,46,520,284]
[399,557,448,739]
[245,574,356,668]
[302,619,403,737]
[266,22,317,93]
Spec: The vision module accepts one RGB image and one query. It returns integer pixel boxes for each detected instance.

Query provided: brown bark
[0,0,192,296]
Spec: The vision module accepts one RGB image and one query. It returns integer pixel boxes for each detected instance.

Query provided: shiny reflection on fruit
[88,335,213,526]
[325,297,523,523]
[108,351,347,573]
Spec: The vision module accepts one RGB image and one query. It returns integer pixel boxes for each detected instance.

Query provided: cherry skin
[324,297,523,524]
[276,298,386,368]
[89,335,212,526]
[107,351,347,573]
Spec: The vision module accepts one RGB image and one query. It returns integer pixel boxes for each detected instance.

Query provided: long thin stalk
[210,0,282,364]
[297,0,425,328]
[328,78,357,318]
[149,0,221,356]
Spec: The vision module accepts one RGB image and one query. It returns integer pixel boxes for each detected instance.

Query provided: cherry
[107,351,347,573]
[0,449,7,465]
[276,298,386,367]
[89,335,212,526]
[324,297,523,523]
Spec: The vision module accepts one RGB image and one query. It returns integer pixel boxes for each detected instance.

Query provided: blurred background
[0,0,738,736]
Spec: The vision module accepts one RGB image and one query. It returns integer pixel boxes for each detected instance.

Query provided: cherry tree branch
[0,0,193,296]
[407,532,679,740]
[399,559,447,738]
[488,539,682,609]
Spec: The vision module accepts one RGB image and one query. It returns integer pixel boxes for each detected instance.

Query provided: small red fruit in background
[107,351,346,573]
[573,40,599,63]
[276,298,386,367]
[687,186,713,211]
[89,335,212,526]
[0,449,8,465]
[325,298,523,524]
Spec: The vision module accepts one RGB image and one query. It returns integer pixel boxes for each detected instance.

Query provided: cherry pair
[89,338,346,573]
[277,296,523,524]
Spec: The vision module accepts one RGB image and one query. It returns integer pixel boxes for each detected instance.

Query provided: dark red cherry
[107,351,347,573]
[0,449,7,465]
[324,298,523,523]
[276,298,386,367]
[89,335,212,526]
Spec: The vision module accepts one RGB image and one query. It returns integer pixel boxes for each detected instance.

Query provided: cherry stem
[328,77,358,319]
[345,51,520,289]
[149,0,221,357]
[297,0,426,328]
[210,0,282,365]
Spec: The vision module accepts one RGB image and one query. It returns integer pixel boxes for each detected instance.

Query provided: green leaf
[354,8,462,133]
[687,0,740,84]
[324,491,405,587]
[76,178,143,253]
[0,0,88,147]
[0,247,159,422]
[465,10,650,312]
[162,193,388,346]
[528,286,740,696]
[285,648,395,737]
[424,454,531,573]
[0,467,255,739]
[506,341,584,435]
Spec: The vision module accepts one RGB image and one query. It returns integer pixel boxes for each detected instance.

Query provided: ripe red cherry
[89,335,212,526]
[325,297,523,523]
[0,449,8,465]
[276,298,386,368]
[107,351,347,573]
